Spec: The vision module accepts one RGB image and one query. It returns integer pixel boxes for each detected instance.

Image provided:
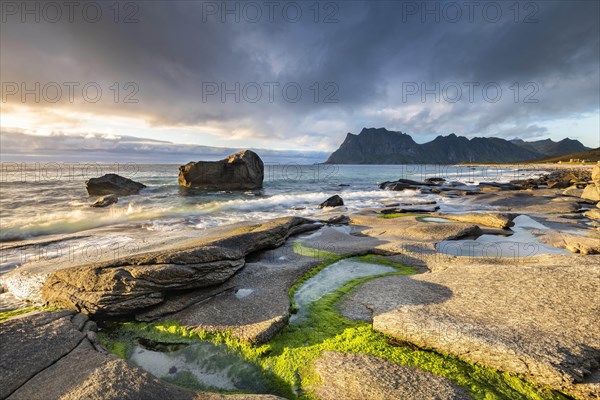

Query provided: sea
[0,163,549,272]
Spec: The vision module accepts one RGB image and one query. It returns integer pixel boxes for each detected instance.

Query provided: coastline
[1,165,599,399]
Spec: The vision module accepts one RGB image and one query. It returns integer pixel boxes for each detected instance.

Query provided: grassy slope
[100,247,570,400]
[526,148,600,163]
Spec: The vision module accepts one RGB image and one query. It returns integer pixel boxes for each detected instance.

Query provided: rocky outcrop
[319,195,344,208]
[339,254,600,399]
[90,194,118,208]
[141,238,327,343]
[313,352,470,400]
[178,150,264,190]
[1,310,283,400]
[41,217,319,316]
[86,174,146,196]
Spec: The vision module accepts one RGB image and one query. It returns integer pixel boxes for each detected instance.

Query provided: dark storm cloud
[1,0,598,149]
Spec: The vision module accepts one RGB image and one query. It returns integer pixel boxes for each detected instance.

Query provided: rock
[547,180,572,189]
[586,209,600,221]
[380,181,417,191]
[0,310,84,399]
[319,195,344,208]
[380,206,439,214]
[441,213,516,229]
[41,217,319,316]
[90,194,118,208]
[562,185,584,197]
[582,184,600,202]
[424,177,446,184]
[322,214,350,225]
[478,182,524,191]
[340,254,600,399]
[537,230,600,255]
[178,150,264,190]
[1,311,281,400]
[313,351,470,400]
[142,239,325,343]
[86,174,146,196]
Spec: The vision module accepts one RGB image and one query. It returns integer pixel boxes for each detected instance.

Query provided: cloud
[1,1,599,150]
[0,129,328,163]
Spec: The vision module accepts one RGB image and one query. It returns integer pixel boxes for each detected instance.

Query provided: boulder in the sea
[319,195,344,208]
[178,149,264,190]
[90,194,118,208]
[86,174,146,196]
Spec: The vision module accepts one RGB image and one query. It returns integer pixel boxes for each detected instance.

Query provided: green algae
[99,250,571,400]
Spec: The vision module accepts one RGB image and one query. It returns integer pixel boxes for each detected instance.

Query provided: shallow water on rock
[418,216,452,223]
[436,215,569,258]
[291,258,396,322]
[128,341,274,393]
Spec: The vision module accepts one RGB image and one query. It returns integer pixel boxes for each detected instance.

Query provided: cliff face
[325,128,587,164]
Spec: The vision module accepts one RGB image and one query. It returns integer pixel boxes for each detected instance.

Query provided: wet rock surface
[90,194,118,208]
[319,194,344,208]
[86,174,146,196]
[178,150,264,190]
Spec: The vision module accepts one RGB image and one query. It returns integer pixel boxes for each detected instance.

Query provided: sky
[1,0,599,162]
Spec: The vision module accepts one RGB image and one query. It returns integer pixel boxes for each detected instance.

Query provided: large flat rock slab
[313,351,470,400]
[339,254,600,398]
[36,217,318,316]
[0,310,85,398]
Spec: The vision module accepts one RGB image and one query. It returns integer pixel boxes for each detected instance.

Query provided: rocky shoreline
[1,164,599,399]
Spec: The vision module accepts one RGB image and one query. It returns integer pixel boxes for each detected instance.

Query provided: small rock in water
[168,366,177,374]
[319,195,344,208]
[86,174,146,196]
[90,194,118,208]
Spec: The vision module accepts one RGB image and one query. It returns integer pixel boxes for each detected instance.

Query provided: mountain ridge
[325,128,589,164]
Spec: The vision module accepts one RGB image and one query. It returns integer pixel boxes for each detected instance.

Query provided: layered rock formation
[40,217,319,316]
[179,150,264,190]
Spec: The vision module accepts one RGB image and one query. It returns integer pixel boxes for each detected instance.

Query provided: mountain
[510,138,589,158]
[325,128,549,164]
